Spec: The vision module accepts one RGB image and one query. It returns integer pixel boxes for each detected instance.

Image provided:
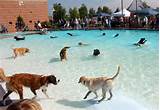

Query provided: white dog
[78,66,120,102]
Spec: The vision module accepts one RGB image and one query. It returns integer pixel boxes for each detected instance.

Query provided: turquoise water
[0,30,158,110]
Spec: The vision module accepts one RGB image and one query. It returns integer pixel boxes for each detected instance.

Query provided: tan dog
[0,68,8,82]
[7,99,42,110]
[79,66,120,102]
[13,47,30,59]
[0,69,60,102]
[60,46,70,61]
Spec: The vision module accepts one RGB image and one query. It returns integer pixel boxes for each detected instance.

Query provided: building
[0,0,48,32]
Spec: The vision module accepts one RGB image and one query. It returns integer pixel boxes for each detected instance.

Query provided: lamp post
[18,0,24,15]
[135,0,138,27]
[121,0,123,16]
[136,0,137,11]
[121,0,124,27]
[17,0,24,31]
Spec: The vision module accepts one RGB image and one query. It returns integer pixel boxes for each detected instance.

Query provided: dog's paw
[97,100,102,103]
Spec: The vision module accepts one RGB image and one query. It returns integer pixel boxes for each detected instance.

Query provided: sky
[48,0,159,15]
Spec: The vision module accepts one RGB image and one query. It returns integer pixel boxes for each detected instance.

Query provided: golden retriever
[0,68,60,102]
[13,47,30,59]
[60,46,70,61]
[7,99,42,110]
[79,66,120,102]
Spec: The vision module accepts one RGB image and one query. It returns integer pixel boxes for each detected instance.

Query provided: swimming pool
[0,30,158,110]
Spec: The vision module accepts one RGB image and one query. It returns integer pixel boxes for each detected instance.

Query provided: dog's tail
[107,66,120,81]
[0,68,10,82]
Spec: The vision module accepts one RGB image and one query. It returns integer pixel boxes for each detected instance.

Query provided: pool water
[0,30,158,110]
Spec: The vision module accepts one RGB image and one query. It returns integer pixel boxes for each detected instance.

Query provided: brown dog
[13,47,30,59]
[7,99,42,110]
[79,66,120,102]
[60,46,70,61]
[0,69,59,102]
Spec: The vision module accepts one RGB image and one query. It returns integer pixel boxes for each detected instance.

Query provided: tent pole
[121,0,124,27]
[136,0,138,28]
[136,0,137,11]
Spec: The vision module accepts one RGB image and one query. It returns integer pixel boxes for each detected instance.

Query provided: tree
[15,16,25,31]
[102,6,112,14]
[69,7,79,19]
[96,6,103,14]
[114,8,120,13]
[142,1,150,8]
[79,4,88,19]
[53,3,66,22]
[89,8,96,18]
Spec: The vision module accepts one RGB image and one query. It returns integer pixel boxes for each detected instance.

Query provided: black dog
[67,33,73,36]
[113,34,119,38]
[50,36,58,39]
[93,49,100,56]
[14,36,25,41]
[133,38,147,46]
[102,33,106,36]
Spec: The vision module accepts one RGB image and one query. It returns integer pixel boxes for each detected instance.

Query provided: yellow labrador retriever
[13,47,30,59]
[78,66,120,102]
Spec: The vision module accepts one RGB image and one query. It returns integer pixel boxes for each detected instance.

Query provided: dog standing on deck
[60,46,70,61]
[0,68,60,103]
[78,66,120,102]
[13,47,30,59]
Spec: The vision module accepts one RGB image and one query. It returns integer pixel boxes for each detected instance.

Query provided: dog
[60,46,70,61]
[93,49,100,56]
[0,69,60,102]
[133,38,147,47]
[67,33,73,36]
[13,47,30,59]
[14,36,25,41]
[78,66,120,102]
[50,36,58,39]
[102,33,106,36]
[78,42,89,46]
[7,99,42,110]
[113,34,119,38]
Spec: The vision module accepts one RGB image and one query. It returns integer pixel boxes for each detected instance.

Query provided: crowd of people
[48,14,159,30]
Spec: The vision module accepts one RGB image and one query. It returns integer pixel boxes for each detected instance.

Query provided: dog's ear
[78,76,85,83]
[83,80,86,85]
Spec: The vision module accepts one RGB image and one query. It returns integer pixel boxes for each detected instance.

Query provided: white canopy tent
[113,9,131,17]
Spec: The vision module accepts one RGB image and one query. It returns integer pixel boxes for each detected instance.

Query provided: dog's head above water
[47,75,60,85]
